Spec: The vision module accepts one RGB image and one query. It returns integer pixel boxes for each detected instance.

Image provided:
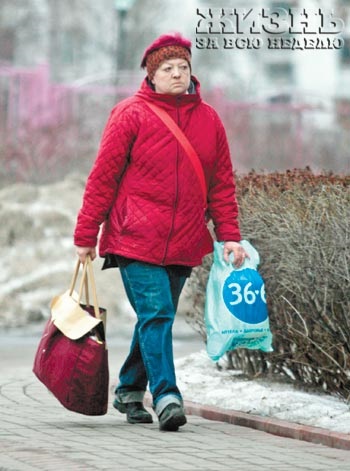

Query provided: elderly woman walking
[74,32,246,431]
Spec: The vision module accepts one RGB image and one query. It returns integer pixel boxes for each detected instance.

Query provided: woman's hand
[76,246,97,264]
[223,241,249,268]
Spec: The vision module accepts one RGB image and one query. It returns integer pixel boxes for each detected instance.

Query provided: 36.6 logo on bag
[222,268,268,324]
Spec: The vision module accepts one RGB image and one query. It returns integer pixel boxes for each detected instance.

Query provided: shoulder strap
[142,100,207,204]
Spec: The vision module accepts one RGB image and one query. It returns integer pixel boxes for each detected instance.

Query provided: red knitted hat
[141,32,192,79]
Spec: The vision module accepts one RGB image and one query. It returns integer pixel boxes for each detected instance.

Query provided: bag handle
[141,100,207,204]
[69,258,87,299]
[69,256,101,320]
[86,256,101,320]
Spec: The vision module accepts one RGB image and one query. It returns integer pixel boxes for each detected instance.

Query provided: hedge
[186,168,350,399]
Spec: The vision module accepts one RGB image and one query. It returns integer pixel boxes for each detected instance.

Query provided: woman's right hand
[76,246,97,264]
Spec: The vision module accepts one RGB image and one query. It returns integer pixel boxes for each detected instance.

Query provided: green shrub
[186,169,350,399]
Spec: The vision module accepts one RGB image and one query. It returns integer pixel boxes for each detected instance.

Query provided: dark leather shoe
[159,403,187,431]
[113,399,153,424]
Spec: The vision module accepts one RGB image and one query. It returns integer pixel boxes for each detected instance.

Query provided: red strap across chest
[142,100,207,204]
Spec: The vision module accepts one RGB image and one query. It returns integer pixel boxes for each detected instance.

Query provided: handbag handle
[86,256,101,320]
[141,100,207,204]
[69,256,101,319]
[69,258,87,299]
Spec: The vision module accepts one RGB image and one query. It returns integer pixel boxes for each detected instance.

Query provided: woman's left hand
[223,241,249,268]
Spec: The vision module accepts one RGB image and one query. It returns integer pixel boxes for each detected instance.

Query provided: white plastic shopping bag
[205,240,273,361]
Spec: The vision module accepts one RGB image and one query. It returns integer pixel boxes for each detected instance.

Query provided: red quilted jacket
[74,77,241,267]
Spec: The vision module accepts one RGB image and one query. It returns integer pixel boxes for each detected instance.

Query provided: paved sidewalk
[2,369,350,471]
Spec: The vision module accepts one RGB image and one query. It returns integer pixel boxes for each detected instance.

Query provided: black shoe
[113,399,153,424]
[159,403,187,431]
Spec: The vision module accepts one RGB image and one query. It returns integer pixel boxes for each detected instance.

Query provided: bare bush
[186,169,350,399]
[1,120,79,185]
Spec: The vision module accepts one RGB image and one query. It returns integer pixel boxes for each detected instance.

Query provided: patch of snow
[0,261,72,297]
[175,350,350,434]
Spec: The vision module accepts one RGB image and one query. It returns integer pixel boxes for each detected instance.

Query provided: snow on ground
[175,350,350,435]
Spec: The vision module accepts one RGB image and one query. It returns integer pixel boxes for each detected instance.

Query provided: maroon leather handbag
[33,256,109,416]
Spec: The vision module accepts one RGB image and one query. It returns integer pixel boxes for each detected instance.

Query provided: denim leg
[115,325,148,403]
[115,268,148,403]
[168,269,187,312]
[116,261,186,413]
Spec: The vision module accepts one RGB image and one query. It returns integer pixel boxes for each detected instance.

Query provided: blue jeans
[115,261,187,416]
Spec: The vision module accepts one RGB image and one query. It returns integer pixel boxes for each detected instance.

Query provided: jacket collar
[135,76,202,109]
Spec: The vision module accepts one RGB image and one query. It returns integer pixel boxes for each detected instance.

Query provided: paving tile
[1,374,350,471]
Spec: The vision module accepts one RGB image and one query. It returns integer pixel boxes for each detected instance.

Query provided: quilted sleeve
[207,113,241,242]
[74,102,138,247]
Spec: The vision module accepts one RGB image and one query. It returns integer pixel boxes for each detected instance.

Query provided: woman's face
[151,58,191,95]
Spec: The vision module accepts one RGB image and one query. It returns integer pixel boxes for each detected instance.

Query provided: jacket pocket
[120,195,144,236]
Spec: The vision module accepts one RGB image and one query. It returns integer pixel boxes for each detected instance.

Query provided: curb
[144,394,350,451]
[185,401,350,451]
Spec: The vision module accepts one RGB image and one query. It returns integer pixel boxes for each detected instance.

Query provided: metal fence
[0,64,349,184]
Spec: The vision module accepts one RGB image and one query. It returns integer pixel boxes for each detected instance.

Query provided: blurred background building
[0,0,349,182]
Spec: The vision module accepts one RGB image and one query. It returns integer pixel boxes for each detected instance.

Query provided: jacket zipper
[162,98,181,265]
